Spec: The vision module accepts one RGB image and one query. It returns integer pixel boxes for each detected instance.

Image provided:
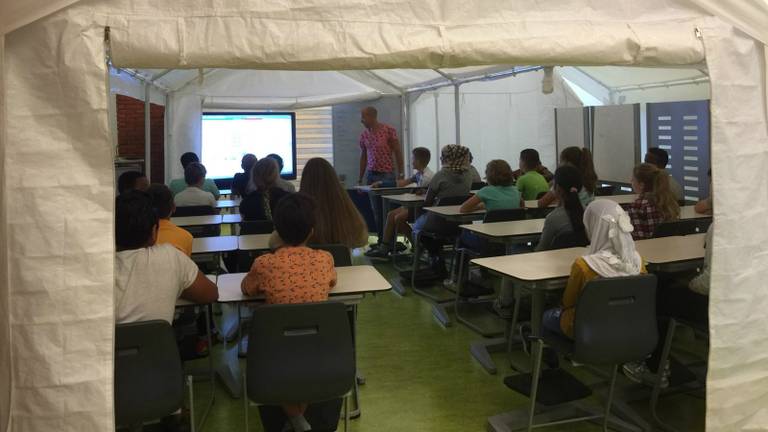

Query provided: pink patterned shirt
[359,123,398,173]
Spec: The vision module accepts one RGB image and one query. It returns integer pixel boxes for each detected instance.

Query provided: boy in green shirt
[516,149,550,201]
[168,152,221,199]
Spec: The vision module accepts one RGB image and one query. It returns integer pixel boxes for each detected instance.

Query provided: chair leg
[243,372,249,432]
[455,248,467,311]
[410,232,422,290]
[603,365,619,432]
[187,375,196,432]
[527,340,545,432]
[651,319,680,432]
[344,394,350,432]
[507,285,522,359]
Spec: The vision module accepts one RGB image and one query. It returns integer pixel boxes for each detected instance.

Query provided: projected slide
[201,112,296,179]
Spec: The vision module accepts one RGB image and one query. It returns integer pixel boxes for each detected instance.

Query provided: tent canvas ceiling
[1,1,768,432]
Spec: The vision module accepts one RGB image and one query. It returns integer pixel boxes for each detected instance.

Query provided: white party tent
[1,1,767,431]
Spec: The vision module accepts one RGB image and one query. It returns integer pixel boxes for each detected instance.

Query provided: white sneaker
[623,361,670,389]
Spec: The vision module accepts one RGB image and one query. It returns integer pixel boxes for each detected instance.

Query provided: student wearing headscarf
[410,145,474,275]
[542,199,646,339]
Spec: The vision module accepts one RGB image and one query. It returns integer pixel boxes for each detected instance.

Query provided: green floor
[188,252,706,432]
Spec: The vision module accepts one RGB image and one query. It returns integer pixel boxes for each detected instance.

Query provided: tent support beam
[406,66,543,94]
[114,67,170,93]
[454,83,461,146]
[612,76,710,92]
[144,83,151,180]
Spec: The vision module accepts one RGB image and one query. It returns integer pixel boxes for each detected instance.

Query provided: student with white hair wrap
[542,199,647,339]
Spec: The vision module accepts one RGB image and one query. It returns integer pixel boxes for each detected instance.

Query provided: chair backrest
[653,219,701,238]
[310,244,352,267]
[435,195,471,207]
[535,191,548,200]
[550,230,589,250]
[173,205,216,217]
[114,320,184,426]
[572,274,658,365]
[471,181,487,190]
[595,185,616,196]
[484,208,527,223]
[525,206,555,220]
[240,219,274,235]
[246,302,355,404]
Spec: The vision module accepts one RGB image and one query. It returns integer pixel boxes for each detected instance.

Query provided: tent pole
[454,83,461,146]
[401,94,410,175]
[144,83,151,180]
[434,93,441,170]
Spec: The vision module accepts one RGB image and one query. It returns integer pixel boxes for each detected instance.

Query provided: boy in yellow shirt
[147,183,194,256]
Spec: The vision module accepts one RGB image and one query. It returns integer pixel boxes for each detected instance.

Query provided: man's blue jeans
[366,171,396,243]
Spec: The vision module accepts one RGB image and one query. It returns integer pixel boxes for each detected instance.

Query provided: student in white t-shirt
[115,191,218,324]
[365,147,434,258]
[174,163,217,208]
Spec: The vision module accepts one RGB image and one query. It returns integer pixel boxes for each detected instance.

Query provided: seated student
[147,183,193,257]
[365,147,433,258]
[298,157,368,249]
[239,158,291,221]
[695,169,713,215]
[241,193,336,432]
[511,148,554,183]
[174,162,217,208]
[468,151,483,184]
[169,152,220,199]
[645,147,683,201]
[538,146,598,208]
[117,171,149,195]
[535,165,586,251]
[266,153,297,193]
[460,159,522,213]
[411,145,474,275]
[232,153,257,197]
[624,223,713,387]
[516,149,551,201]
[628,163,680,240]
[542,200,646,339]
[115,191,218,324]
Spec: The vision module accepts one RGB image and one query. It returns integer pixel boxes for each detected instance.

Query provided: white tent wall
[3,8,115,431]
[3,1,768,431]
[409,70,578,175]
[0,34,10,432]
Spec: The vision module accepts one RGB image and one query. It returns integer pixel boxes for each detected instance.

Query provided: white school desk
[382,193,426,207]
[215,199,241,209]
[680,205,713,220]
[461,219,546,246]
[222,213,242,224]
[523,194,638,209]
[171,215,223,227]
[220,188,231,195]
[424,205,486,223]
[354,184,418,194]
[636,233,706,272]
[191,236,239,254]
[183,266,391,403]
[237,234,272,252]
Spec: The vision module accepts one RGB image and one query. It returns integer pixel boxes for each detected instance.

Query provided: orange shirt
[157,219,193,257]
[560,257,646,338]
[241,246,337,304]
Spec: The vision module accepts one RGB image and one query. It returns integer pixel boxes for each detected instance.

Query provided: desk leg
[193,305,216,431]
[349,304,362,419]
[469,277,513,375]
[216,303,244,398]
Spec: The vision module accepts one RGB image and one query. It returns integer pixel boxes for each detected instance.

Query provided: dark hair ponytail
[559,146,598,194]
[554,165,585,234]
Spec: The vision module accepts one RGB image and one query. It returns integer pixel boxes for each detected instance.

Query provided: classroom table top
[460,218,546,238]
[354,184,418,194]
[635,233,706,265]
[220,189,231,195]
[523,194,638,209]
[195,266,391,304]
[215,199,241,209]
[222,214,243,224]
[192,236,239,254]
[171,215,223,227]
[237,234,272,251]
[680,205,712,220]
[382,193,427,204]
[473,247,587,282]
[423,205,485,219]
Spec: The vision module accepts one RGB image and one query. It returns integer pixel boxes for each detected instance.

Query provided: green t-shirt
[475,185,521,211]
[169,178,220,199]
[516,171,550,201]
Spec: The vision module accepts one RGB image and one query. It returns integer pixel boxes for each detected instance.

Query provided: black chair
[244,302,355,432]
[550,230,589,249]
[173,205,217,217]
[595,185,616,196]
[535,191,548,200]
[483,208,527,223]
[504,274,658,431]
[115,320,195,432]
[240,219,274,235]
[311,244,352,267]
[471,181,487,190]
[408,195,472,292]
[653,219,702,238]
[525,206,555,220]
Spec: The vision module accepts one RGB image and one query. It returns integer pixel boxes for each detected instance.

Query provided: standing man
[357,106,404,245]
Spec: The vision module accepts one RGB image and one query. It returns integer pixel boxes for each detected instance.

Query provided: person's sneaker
[623,361,670,389]
[394,242,408,252]
[364,245,390,259]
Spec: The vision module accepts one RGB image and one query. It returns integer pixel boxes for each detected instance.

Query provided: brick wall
[116,94,165,183]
